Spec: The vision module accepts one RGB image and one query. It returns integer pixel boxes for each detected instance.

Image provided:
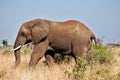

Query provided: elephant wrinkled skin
[13,19,97,68]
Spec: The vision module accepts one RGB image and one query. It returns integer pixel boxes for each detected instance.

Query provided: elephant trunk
[13,36,26,67]
[14,48,21,67]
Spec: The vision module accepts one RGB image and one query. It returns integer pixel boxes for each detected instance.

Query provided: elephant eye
[21,32,26,36]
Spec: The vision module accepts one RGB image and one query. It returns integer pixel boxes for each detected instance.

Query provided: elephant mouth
[12,45,22,51]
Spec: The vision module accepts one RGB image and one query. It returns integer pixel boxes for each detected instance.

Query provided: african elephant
[13,19,97,68]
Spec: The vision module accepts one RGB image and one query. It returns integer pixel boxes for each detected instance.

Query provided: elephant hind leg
[45,50,55,68]
[72,46,88,67]
[73,46,88,57]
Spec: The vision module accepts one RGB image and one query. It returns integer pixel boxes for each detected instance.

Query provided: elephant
[13,19,97,68]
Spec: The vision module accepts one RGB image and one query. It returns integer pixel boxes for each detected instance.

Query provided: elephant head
[13,19,49,67]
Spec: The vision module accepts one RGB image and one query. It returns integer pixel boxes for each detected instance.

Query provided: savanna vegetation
[0,39,120,80]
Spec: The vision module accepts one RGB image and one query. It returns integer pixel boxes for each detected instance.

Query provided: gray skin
[13,19,97,68]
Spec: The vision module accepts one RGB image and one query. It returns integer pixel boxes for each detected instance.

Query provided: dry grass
[0,47,120,80]
[0,48,72,80]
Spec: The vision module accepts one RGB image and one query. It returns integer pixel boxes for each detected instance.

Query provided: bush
[1,39,9,47]
[71,44,114,79]
[20,46,32,54]
[96,68,110,75]
[73,56,87,79]
[87,44,114,64]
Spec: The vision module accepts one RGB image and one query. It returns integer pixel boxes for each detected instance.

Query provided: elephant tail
[90,34,97,48]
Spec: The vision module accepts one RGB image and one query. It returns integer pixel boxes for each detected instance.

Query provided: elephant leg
[29,40,48,68]
[45,50,55,68]
[72,46,88,64]
[73,46,88,56]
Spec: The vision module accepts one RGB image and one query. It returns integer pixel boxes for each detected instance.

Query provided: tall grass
[0,44,120,80]
[0,48,70,80]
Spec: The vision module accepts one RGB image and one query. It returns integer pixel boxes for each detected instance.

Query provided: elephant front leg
[29,40,48,68]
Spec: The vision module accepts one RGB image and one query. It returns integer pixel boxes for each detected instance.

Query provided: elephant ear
[31,23,49,44]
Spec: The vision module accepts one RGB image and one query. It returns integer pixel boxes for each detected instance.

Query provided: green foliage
[20,45,32,54]
[1,39,9,47]
[65,70,72,78]
[96,69,120,80]
[73,57,87,79]
[75,70,84,79]
[96,68,109,75]
[88,44,114,64]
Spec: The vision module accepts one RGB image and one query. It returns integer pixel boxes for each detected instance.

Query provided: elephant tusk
[12,45,22,51]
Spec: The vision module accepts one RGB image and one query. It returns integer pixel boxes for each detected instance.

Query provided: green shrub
[96,68,109,75]
[73,56,87,79]
[1,39,9,47]
[20,46,32,54]
[72,44,114,79]
[65,70,72,78]
[87,44,114,64]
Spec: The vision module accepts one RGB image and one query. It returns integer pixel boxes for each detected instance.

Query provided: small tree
[1,39,8,47]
